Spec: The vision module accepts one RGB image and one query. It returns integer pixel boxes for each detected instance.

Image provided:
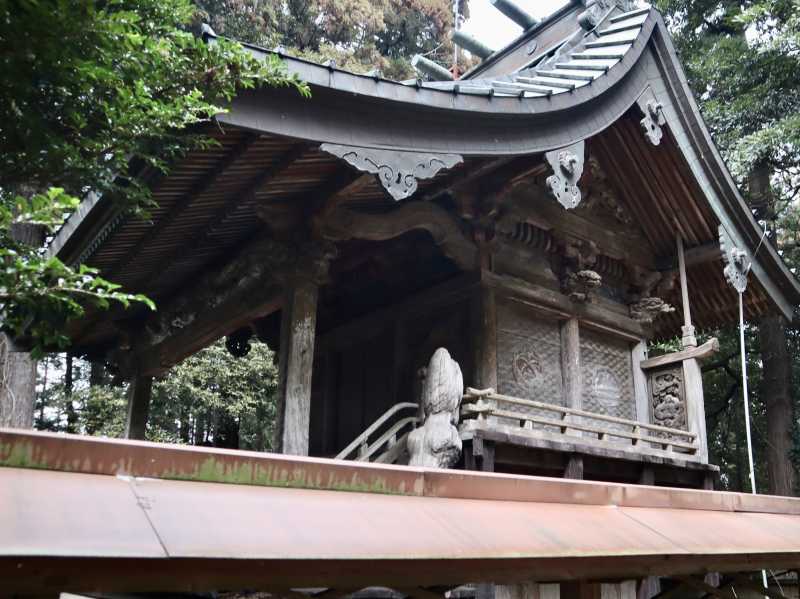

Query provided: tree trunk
[759,313,797,496]
[0,334,36,428]
[0,221,45,429]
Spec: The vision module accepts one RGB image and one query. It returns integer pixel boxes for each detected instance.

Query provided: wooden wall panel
[579,329,635,422]
[496,300,564,404]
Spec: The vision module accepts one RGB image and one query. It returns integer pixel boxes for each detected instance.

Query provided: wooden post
[472,282,498,390]
[560,318,581,409]
[564,454,584,479]
[631,340,649,423]
[676,233,697,349]
[683,357,709,463]
[276,276,319,456]
[125,375,153,440]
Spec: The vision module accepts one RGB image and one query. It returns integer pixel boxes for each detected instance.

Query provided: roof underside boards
[48,6,799,355]
[3,429,800,594]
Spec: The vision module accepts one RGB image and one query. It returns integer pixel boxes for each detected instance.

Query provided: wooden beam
[502,185,657,270]
[124,375,152,440]
[656,241,722,271]
[483,270,648,340]
[123,235,293,377]
[321,203,478,271]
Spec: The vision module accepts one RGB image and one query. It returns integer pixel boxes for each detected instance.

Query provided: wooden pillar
[683,357,709,463]
[563,582,636,599]
[276,276,319,456]
[560,317,582,441]
[472,282,498,390]
[496,583,560,599]
[631,340,649,424]
[676,233,697,349]
[125,375,153,440]
[564,454,584,479]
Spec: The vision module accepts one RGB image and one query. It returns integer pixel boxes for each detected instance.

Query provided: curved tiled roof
[424,6,651,99]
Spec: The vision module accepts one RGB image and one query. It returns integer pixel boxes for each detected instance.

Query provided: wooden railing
[335,402,421,464]
[461,388,699,457]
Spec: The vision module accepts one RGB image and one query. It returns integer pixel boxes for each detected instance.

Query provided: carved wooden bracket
[637,89,667,146]
[320,202,478,271]
[320,143,463,201]
[629,296,674,323]
[545,140,585,209]
[627,267,674,323]
[719,225,751,293]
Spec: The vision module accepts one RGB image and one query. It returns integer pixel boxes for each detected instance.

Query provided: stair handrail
[335,402,420,461]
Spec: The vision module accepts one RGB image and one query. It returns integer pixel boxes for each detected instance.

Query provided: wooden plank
[639,338,718,370]
[277,278,319,456]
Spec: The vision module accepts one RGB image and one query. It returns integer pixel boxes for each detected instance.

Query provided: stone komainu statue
[408,348,463,468]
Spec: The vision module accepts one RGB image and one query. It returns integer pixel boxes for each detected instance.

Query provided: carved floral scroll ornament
[719,225,751,293]
[320,143,463,202]
[545,140,585,209]
[408,347,463,469]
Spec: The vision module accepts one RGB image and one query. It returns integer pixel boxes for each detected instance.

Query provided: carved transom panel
[580,330,635,421]
[650,367,687,430]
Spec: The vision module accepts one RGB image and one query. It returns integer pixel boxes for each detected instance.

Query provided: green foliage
[0,0,308,354]
[0,189,155,355]
[655,0,800,490]
[148,339,278,449]
[35,339,278,450]
[195,0,468,79]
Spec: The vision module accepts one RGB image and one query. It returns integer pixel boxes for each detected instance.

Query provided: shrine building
[3,1,800,597]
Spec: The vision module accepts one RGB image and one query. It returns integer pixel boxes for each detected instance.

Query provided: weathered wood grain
[125,375,153,441]
[276,278,319,456]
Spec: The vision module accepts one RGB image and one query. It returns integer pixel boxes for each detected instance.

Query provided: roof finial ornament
[545,140,586,209]
[719,225,752,293]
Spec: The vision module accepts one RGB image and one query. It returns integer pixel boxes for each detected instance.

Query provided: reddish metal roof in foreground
[2,428,800,594]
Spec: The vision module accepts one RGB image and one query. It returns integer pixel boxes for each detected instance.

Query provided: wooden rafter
[140,143,310,291]
[104,133,260,280]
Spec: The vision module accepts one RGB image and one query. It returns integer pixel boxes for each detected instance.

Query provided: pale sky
[462,0,570,51]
